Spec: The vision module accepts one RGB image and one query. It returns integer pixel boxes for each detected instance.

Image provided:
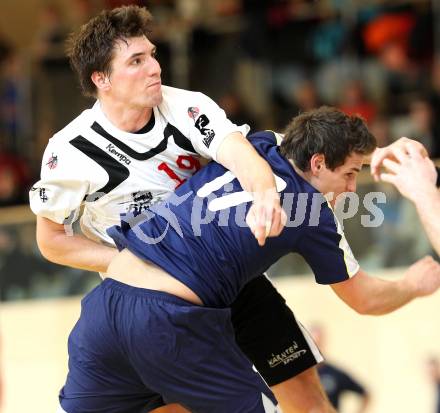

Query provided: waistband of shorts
[100,277,197,306]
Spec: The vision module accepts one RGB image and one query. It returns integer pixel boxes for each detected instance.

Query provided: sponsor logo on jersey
[30,186,49,203]
[119,191,155,213]
[187,106,200,120]
[106,144,131,165]
[46,153,58,169]
[39,188,48,203]
[187,107,215,148]
[267,342,307,368]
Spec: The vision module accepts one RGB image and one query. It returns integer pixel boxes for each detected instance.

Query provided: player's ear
[91,71,111,91]
[310,154,325,175]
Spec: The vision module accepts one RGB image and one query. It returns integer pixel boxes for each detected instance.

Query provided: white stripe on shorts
[262,392,284,412]
[298,322,324,364]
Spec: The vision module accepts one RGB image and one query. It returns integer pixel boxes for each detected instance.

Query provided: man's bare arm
[331,257,440,315]
[216,132,286,246]
[36,216,118,273]
[379,142,440,255]
[369,137,428,180]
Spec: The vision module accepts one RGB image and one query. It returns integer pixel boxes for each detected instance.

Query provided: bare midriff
[106,248,203,305]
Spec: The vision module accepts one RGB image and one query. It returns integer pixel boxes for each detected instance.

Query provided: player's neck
[98,99,153,133]
[289,159,312,184]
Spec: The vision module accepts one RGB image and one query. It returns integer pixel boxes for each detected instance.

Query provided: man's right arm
[330,257,440,315]
[36,217,118,274]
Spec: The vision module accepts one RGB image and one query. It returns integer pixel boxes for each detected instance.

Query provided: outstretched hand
[370,137,428,182]
[379,142,437,203]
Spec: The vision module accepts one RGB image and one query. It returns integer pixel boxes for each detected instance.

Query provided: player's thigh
[60,284,166,413]
[231,274,324,386]
[130,298,280,413]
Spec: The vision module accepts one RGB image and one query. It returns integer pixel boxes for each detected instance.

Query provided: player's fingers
[405,141,425,161]
[382,158,401,174]
[390,146,408,164]
[245,207,257,235]
[266,208,278,238]
[370,148,387,180]
[406,140,428,158]
[246,206,266,246]
[379,172,397,185]
[268,206,286,237]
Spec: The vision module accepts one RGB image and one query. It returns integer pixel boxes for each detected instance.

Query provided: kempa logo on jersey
[267,342,307,368]
[106,144,131,165]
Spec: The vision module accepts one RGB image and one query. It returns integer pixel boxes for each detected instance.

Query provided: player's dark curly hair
[280,106,376,171]
[66,5,153,97]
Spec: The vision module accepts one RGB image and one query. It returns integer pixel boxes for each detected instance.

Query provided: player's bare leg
[271,367,337,413]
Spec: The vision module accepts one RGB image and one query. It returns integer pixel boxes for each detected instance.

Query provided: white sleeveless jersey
[30,86,249,245]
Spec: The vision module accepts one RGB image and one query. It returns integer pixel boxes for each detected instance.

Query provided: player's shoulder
[49,105,95,147]
[160,85,215,112]
[248,130,278,144]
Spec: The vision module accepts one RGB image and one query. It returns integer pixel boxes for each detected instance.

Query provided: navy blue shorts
[59,279,280,413]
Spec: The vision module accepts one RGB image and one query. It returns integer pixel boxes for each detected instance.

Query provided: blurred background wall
[1,0,440,412]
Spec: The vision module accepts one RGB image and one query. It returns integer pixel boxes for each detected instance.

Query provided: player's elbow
[349,299,386,316]
[36,220,64,265]
[36,235,60,264]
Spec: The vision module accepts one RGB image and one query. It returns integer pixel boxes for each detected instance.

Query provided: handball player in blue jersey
[59,107,440,413]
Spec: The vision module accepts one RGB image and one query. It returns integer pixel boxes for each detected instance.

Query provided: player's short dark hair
[280,106,376,171]
[66,5,153,97]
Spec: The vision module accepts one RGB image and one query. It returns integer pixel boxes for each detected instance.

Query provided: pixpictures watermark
[82,187,387,245]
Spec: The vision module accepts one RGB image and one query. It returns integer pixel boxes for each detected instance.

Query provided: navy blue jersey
[108,131,359,307]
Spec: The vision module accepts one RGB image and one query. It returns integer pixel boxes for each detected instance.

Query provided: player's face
[107,36,162,108]
[315,152,364,203]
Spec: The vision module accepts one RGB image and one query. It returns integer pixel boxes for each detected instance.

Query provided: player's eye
[132,58,141,65]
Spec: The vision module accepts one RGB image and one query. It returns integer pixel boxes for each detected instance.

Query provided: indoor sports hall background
[1,1,440,412]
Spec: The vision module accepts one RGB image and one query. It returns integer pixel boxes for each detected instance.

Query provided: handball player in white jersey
[30,5,334,413]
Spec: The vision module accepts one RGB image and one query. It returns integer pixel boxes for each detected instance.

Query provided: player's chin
[148,92,163,107]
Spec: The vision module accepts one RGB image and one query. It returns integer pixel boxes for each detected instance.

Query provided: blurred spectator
[218,92,258,131]
[274,79,324,130]
[426,357,440,413]
[70,0,96,28]
[0,152,29,206]
[391,97,439,156]
[104,0,144,8]
[363,8,431,116]
[369,115,391,148]
[0,47,28,155]
[32,3,70,68]
[311,324,370,412]
[428,57,440,158]
[339,80,377,124]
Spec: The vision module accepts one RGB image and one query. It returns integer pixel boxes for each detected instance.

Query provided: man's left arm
[216,132,286,246]
[379,142,440,255]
